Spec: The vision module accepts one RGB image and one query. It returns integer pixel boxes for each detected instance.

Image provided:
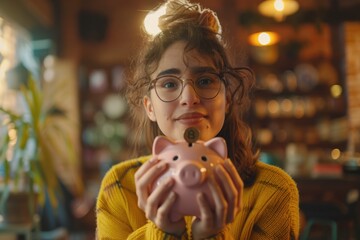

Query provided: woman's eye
[163,81,177,88]
[197,77,213,87]
[158,77,179,89]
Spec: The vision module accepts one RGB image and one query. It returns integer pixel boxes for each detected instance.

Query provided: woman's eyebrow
[157,68,181,77]
[156,66,217,78]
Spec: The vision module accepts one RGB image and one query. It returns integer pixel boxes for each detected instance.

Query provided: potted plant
[0,76,74,224]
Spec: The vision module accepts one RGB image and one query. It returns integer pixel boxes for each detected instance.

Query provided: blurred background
[0,0,359,239]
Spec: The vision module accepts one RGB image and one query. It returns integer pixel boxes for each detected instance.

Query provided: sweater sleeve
[96,161,139,239]
[249,164,300,240]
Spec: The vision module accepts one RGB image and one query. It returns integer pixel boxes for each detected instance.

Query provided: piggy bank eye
[201,156,207,161]
[173,155,179,161]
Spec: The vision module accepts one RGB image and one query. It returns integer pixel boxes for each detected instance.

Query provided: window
[0,16,17,110]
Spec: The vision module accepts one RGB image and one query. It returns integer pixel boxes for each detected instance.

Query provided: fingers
[135,158,186,234]
[155,190,187,235]
[194,192,213,232]
[146,177,175,220]
[155,191,176,225]
[135,157,168,210]
[145,178,186,235]
[224,158,243,213]
[208,177,227,227]
[192,159,244,239]
[197,193,212,225]
[215,165,237,223]
[192,192,218,238]
[214,159,243,223]
[134,156,159,180]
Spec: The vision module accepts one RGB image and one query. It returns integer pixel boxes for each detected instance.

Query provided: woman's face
[143,41,227,141]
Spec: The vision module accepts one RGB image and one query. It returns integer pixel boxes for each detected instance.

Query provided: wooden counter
[294,174,360,239]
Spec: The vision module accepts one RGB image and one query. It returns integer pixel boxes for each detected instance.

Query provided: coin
[184,127,200,143]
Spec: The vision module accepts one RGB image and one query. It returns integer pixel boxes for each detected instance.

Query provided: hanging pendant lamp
[258,0,299,21]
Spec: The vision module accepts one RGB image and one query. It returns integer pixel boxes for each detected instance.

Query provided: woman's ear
[143,95,157,121]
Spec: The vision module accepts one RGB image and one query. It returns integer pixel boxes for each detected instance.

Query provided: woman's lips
[175,112,206,123]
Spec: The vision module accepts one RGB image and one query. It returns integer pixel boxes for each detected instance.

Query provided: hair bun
[156,0,222,38]
[198,9,222,36]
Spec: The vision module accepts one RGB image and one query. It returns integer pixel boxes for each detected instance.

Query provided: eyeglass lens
[153,73,222,102]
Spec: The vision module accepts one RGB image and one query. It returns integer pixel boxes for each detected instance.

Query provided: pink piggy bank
[152,135,227,222]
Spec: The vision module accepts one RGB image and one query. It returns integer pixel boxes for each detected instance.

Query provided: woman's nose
[180,83,200,105]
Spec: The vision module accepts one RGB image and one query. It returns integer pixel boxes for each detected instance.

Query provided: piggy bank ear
[153,136,175,155]
[204,137,227,159]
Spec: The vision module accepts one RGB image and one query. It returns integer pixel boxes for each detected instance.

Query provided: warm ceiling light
[258,0,299,21]
[248,31,279,46]
[330,84,342,98]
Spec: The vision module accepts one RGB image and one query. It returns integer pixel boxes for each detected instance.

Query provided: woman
[96,0,300,239]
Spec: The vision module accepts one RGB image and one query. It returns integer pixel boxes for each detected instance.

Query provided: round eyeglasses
[149,72,225,102]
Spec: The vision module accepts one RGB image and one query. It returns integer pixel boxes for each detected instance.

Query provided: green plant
[0,76,70,214]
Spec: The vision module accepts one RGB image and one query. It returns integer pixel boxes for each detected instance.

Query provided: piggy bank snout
[178,163,206,187]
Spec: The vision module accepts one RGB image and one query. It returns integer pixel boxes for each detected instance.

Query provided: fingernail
[157,163,167,170]
[166,178,174,186]
[149,156,158,163]
[198,192,205,202]
[170,191,176,198]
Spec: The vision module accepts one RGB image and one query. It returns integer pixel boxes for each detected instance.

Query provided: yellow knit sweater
[96,156,300,239]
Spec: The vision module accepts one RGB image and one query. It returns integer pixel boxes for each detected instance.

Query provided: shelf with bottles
[249,60,348,162]
[250,53,346,119]
[254,112,347,143]
[252,93,346,121]
[78,63,132,183]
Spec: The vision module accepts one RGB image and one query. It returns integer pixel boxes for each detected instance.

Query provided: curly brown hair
[126,0,258,185]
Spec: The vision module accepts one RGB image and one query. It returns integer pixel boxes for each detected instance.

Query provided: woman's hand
[191,158,243,239]
[135,157,186,236]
